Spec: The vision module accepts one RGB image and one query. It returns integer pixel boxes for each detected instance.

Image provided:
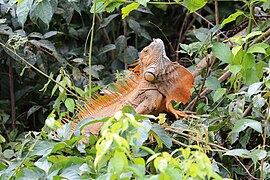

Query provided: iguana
[67,38,194,137]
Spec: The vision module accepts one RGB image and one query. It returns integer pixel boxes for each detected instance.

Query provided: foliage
[0,0,270,179]
[0,108,223,179]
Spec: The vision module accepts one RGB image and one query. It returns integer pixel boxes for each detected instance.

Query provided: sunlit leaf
[205,77,220,90]
[220,11,244,26]
[232,119,262,133]
[16,0,33,27]
[32,0,53,28]
[212,42,232,64]
[64,98,75,113]
[247,82,263,98]
[122,2,140,19]
[229,65,242,75]
[224,149,250,156]
[213,88,226,102]
[183,0,207,13]
[151,124,172,148]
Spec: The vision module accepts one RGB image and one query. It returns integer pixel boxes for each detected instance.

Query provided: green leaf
[151,124,172,148]
[90,2,105,13]
[16,167,46,179]
[244,68,259,85]
[16,0,34,27]
[137,0,149,6]
[247,45,266,54]
[0,161,7,171]
[243,53,255,69]
[244,31,262,41]
[32,0,53,28]
[205,77,220,90]
[220,11,244,26]
[213,88,226,102]
[247,82,263,98]
[229,65,242,75]
[212,42,232,64]
[121,2,140,19]
[0,134,6,143]
[3,149,14,159]
[224,149,250,156]
[29,141,56,157]
[232,119,262,133]
[34,157,52,174]
[108,151,127,175]
[183,0,207,13]
[64,98,75,113]
[48,156,84,174]
[98,44,116,56]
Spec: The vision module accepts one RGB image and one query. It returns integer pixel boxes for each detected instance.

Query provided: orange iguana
[73,38,194,137]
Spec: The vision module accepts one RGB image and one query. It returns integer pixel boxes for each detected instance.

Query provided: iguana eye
[144,72,155,82]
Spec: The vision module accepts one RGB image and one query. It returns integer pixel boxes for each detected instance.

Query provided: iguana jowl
[77,38,194,136]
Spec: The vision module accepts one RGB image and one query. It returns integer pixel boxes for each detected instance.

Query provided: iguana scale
[65,38,194,137]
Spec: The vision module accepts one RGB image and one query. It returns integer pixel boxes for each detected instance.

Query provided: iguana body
[77,38,194,136]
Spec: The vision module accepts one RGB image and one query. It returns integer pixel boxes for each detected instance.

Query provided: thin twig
[186,66,232,111]
[88,0,97,97]
[234,156,259,180]
[0,42,82,100]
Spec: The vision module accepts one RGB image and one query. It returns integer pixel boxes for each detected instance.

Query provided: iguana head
[139,38,166,68]
[139,38,171,82]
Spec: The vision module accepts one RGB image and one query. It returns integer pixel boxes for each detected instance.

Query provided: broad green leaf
[137,0,150,6]
[244,31,262,41]
[98,44,116,56]
[183,0,207,13]
[45,111,56,129]
[127,164,145,177]
[220,11,244,26]
[213,88,226,102]
[232,45,242,56]
[3,149,14,159]
[232,119,262,133]
[245,68,259,85]
[151,124,172,148]
[0,134,6,143]
[29,141,56,157]
[212,42,232,64]
[250,149,267,161]
[247,82,263,98]
[0,161,7,171]
[16,167,46,179]
[205,77,220,90]
[99,14,119,29]
[256,61,265,79]
[16,0,34,27]
[59,164,82,179]
[108,151,126,175]
[122,2,140,19]
[48,156,84,174]
[90,2,105,13]
[34,157,52,174]
[247,46,266,54]
[243,53,255,69]
[64,98,75,113]
[229,65,242,75]
[32,0,53,28]
[224,149,250,156]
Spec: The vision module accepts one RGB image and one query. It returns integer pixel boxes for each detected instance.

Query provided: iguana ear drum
[144,71,156,82]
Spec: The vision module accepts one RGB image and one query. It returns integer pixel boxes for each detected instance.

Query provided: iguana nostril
[144,71,156,82]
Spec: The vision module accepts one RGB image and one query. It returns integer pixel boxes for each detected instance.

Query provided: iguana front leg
[132,89,166,115]
[165,101,188,119]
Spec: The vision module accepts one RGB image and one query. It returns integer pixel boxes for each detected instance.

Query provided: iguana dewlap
[78,38,194,136]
